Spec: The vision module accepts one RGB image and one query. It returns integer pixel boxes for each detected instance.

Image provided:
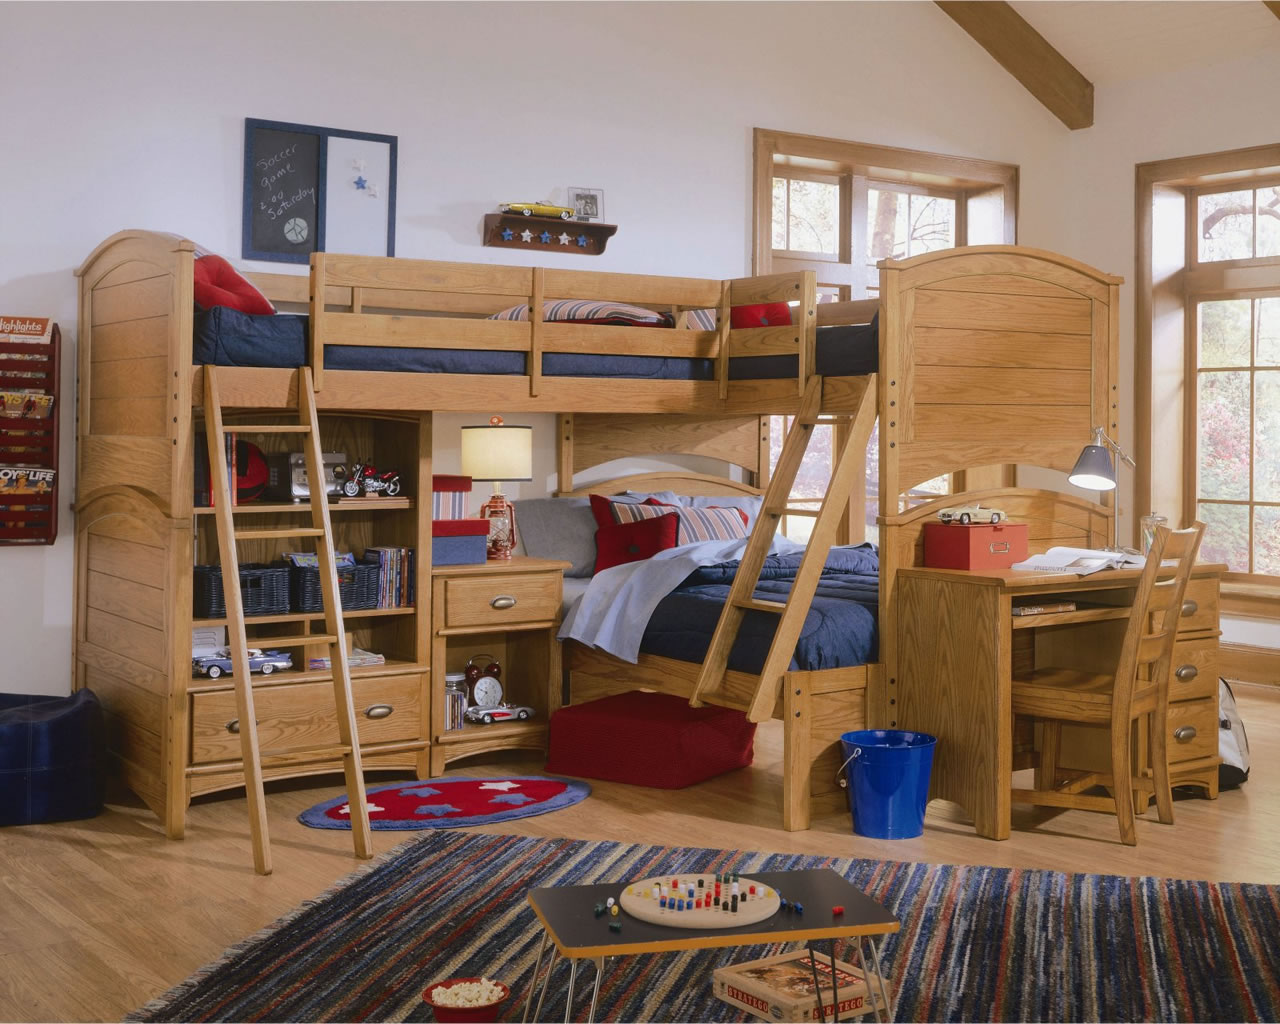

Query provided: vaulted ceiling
[936,1,1280,130]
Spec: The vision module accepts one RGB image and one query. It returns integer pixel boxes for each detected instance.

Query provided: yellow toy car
[500,201,575,220]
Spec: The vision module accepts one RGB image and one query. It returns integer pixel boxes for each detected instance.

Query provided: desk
[893,563,1222,840]
[524,868,898,1023]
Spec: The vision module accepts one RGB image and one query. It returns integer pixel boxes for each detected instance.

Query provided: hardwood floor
[3,681,1277,1023]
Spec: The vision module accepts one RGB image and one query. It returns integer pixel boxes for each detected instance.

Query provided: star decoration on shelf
[478,780,522,791]
[520,229,534,243]
[576,235,589,247]
[539,230,552,244]
[501,227,514,241]
[353,176,368,190]
[558,232,571,245]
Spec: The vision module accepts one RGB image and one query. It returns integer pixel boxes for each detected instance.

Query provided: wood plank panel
[86,570,166,628]
[913,365,1090,406]
[321,312,527,350]
[729,325,801,358]
[571,414,762,472]
[913,327,1091,369]
[86,533,167,583]
[90,316,169,363]
[85,512,166,548]
[914,288,1092,334]
[923,273,1083,300]
[544,323,717,359]
[85,607,167,673]
[729,273,807,307]
[317,254,532,297]
[543,269,722,308]
[81,666,165,737]
[77,438,172,506]
[90,276,171,326]
[910,403,1090,443]
[896,441,1093,486]
[94,262,168,290]
[89,397,167,437]
[77,639,168,695]
[88,356,167,399]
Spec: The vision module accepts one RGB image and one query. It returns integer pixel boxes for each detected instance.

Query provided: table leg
[828,939,840,1022]
[534,948,559,1023]
[865,937,894,1022]
[852,938,881,1023]
[523,928,549,1023]
[806,944,828,1024]
[586,956,605,1023]
[564,958,579,1024]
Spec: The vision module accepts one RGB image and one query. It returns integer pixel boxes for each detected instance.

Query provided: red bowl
[422,977,511,1023]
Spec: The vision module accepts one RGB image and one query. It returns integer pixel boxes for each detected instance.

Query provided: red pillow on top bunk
[192,254,275,316]
[594,512,680,573]
[684,303,794,330]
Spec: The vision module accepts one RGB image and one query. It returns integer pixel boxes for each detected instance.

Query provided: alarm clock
[464,654,503,708]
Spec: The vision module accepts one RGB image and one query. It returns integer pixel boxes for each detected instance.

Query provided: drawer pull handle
[226,719,259,734]
[1174,725,1197,743]
[364,703,394,720]
[1181,599,1198,617]
[490,595,517,610]
[1175,664,1198,682]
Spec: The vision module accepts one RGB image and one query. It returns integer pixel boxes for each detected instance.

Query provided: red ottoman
[546,690,756,789]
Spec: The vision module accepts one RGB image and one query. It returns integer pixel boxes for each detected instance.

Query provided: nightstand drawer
[443,573,561,629]
[1177,577,1219,634]
[1169,637,1218,703]
[1166,698,1217,765]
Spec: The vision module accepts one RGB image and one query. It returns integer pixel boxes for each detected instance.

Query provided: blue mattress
[193,307,878,380]
[639,545,879,673]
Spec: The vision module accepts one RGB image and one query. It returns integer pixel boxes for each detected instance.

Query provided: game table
[523,867,899,1023]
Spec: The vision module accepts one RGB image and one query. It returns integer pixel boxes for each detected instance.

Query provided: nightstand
[428,556,570,775]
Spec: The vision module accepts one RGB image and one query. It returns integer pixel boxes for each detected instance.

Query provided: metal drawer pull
[1181,599,1198,617]
[226,719,259,734]
[1174,725,1197,743]
[1175,664,1198,682]
[490,594,517,610]
[364,704,394,719]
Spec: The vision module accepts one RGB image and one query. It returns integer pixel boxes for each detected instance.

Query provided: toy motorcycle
[341,459,402,497]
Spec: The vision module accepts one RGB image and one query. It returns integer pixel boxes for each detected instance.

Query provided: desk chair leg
[523,929,549,1022]
[586,957,604,1023]
[1150,708,1175,825]
[564,958,578,1024]
[1110,721,1138,846]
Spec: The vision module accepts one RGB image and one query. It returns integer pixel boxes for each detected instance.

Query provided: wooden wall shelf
[482,214,617,256]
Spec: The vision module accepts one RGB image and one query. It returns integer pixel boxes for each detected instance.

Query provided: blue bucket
[838,729,937,839]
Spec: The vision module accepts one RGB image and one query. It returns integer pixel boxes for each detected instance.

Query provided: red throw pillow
[730,302,792,329]
[193,254,275,315]
[595,512,679,573]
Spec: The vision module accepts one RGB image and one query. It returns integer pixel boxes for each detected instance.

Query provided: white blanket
[557,535,804,663]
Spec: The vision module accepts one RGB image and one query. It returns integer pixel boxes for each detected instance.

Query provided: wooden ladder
[690,375,873,723]
[203,366,372,875]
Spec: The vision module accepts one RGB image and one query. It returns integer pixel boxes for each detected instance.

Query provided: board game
[616,872,782,929]
[713,947,883,1022]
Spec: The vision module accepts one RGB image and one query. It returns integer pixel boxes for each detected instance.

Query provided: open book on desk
[1011,546,1145,576]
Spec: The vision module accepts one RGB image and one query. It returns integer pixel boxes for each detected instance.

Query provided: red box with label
[923,521,1028,570]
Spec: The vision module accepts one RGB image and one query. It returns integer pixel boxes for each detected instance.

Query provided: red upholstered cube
[546,690,756,789]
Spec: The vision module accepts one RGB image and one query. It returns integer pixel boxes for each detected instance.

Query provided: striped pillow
[489,300,673,327]
[590,494,748,546]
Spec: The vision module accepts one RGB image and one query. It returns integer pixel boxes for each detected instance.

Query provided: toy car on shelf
[499,201,575,220]
[463,703,534,725]
[342,460,402,497]
[191,647,293,679]
[937,504,1007,525]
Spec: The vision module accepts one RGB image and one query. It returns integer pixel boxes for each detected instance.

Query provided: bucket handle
[835,747,861,790]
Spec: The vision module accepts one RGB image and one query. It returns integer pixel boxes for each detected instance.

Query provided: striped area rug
[129,832,1280,1023]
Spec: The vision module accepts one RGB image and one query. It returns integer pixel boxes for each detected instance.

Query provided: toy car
[499,201,575,220]
[937,504,1006,525]
[342,459,402,497]
[463,703,534,725]
[191,647,293,679]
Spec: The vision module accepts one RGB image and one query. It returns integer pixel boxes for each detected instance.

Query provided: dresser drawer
[443,573,561,630]
[1169,637,1218,703]
[190,673,423,765]
[1166,697,1217,765]
[1177,577,1219,634]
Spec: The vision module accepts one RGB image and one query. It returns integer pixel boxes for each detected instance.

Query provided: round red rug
[297,776,590,830]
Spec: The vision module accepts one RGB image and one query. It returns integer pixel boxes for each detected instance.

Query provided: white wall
[0,0,1267,693]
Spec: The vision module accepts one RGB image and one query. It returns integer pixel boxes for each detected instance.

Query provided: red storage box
[923,521,1028,570]
[546,690,756,789]
[432,518,489,565]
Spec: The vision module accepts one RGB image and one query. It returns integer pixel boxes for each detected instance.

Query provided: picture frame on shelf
[567,186,605,223]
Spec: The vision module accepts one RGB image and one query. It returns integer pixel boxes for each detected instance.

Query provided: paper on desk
[1011,546,1145,576]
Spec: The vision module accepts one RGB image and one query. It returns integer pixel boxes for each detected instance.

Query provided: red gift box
[923,521,1028,570]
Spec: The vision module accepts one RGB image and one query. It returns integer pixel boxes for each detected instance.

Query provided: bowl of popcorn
[422,976,510,1023]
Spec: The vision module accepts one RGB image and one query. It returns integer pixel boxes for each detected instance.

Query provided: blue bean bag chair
[0,689,105,826]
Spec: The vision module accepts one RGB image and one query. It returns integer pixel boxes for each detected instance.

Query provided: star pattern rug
[296,776,590,830]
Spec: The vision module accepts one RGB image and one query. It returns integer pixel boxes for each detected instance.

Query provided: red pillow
[594,513,679,573]
[193,254,275,315]
[731,302,792,329]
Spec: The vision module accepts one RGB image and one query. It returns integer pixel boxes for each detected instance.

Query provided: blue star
[489,793,535,806]
[501,227,514,241]
[415,803,461,817]
[354,176,368,190]
[576,235,589,247]
[398,785,440,798]
[539,230,552,244]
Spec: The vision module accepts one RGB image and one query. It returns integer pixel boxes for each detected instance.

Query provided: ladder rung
[256,633,339,648]
[734,597,787,613]
[259,744,354,768]
[234,527,325,540]
[222,424,312,434]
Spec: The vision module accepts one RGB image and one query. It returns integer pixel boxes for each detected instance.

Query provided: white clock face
[472,674,503,708]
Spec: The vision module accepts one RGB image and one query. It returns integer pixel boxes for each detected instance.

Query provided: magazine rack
[0,323,60,545]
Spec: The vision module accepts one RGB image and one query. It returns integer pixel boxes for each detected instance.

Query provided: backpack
[1218,679,1251,789]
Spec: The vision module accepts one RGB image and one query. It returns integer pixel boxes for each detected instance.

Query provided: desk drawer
[190,674,422,765]
[1166,697,1217,765]
[1169,637,1218,703]
[444,573,560,630]
[1177,578,1219,634]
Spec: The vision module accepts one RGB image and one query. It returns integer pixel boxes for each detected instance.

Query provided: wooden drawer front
[190,674,422,765]
[1166,698,1217,765]
[1177,577,1219,634]
[444,573,560,630]
[1169,637,1218,703]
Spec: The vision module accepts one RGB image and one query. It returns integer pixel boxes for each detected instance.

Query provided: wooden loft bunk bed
[72,229,1120,844]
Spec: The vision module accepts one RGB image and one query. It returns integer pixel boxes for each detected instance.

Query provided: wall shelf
[482,213,617,256]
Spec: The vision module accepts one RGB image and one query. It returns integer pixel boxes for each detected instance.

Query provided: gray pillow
[514,497,598,577]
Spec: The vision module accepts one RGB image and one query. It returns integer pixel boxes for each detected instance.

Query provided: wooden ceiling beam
[936,1,1094,131]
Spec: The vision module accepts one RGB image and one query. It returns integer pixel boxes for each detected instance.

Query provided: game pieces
[616,872,780,930]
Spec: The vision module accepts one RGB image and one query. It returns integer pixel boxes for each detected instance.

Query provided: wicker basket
[289,560,380,613]
[192,563,292,619]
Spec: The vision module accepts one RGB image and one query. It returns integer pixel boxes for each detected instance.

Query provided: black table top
[527,868,899,958]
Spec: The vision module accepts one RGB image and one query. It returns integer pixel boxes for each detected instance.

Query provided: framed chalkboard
[242,119,397,264]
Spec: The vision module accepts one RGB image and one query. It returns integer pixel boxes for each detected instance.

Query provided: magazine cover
[1,392,54,418]
[712,948,882,1023]
[0,316,53,345]
[0,466,56,494]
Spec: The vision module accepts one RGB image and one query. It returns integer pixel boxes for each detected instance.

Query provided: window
[753,129,1018,541]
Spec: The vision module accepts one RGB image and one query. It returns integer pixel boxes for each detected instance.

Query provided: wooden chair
[1010,522,1206,845]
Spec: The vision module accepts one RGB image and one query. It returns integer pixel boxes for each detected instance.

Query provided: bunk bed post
[557,414,574,494]
[715,281,731,400]
[309,252,326,391]
[875,262,904,732]
[798,272,817,397]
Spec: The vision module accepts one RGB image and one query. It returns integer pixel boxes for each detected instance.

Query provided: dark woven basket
[193,563,292,619]
[289,560,380,613]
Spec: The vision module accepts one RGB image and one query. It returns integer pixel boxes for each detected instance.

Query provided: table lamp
[460,416,533,559]
[1068,426,1136,552]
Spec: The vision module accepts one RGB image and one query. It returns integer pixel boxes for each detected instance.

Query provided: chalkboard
[242,119,397,264]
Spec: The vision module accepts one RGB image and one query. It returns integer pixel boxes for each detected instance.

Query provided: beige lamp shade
[460,419,533,482]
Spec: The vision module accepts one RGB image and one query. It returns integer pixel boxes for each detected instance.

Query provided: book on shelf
[306,647,386,671]
[713,948,882,1023]
[1011,546,1144,576]
[365,545,415,608]
[1011,599,1078,616]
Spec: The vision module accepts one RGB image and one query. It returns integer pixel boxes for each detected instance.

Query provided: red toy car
[342,460,402,497]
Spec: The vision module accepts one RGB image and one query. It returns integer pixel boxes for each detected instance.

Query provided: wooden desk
[893,563,1222,840]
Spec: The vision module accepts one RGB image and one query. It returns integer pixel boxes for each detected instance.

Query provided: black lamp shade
[1068,444,1117,490]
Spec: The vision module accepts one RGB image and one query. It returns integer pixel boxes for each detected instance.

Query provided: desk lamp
[1068,426,1136,552]
[460,416,533,559]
